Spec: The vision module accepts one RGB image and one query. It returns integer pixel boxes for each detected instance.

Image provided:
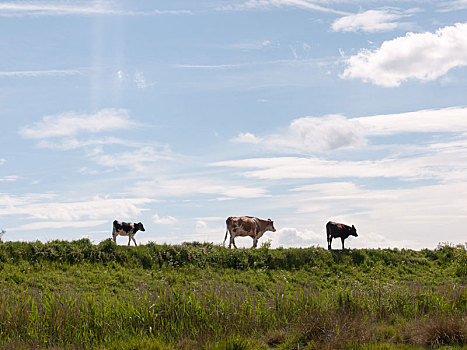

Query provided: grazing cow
[326,221,357,250]
[112,220,145,246]
[224,216,276,248]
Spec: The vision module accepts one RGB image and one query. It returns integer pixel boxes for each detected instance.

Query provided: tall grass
[0,240,465,349]
[0,278,465,348]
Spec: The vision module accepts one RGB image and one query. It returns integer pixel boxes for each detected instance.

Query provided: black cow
[112,220,145,246]
[326,221,358,250]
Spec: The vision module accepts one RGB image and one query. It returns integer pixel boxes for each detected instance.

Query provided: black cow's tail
[326,222,331,249]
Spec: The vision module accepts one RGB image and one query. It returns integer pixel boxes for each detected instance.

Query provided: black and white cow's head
[135,222,146,232]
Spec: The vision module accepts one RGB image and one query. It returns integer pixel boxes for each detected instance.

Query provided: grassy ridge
[0,240,466,349]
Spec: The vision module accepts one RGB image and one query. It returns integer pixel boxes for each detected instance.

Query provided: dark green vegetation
[0,239,466,349]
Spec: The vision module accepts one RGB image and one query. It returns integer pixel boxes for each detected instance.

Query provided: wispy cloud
[219,0,348,15]
[341,22,467,87]
[133,177,270,200]
[212,156,438,181]
[0,2,191,17]
[19,108,135,139]
[0,195,154,222]
[0,176,18,183]
[438,0,467,12]
[12,220,108,231]
[230,107,467,153]
[91,146,174,171]
[0,69,83,77]
[332,9,413,33]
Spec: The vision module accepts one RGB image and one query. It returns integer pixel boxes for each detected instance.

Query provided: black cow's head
[351,224,358,237]
[136,222,146,232]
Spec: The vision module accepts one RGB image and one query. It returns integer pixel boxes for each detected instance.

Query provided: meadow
[0,239,465,349]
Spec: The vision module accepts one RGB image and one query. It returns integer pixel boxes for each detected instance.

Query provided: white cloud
[133,177,269,199]
[219,0,348,15]
[0,158,5,166]
[230,107,467,153]
[232,132,261,144]
[0,176,18,183]
[213,156,437,181]
[262,227,323,248]
[19,108,135,139]
[356,106,467,135]
[439,0,467,12]
[36,136,135,151]
[0,2,191,17]
[134,72,148,89]
[341,22,467,87]
[285,180,467,248]
[12,220,107,231]
[332,9,411,33]
[232,114,365,153]
[153,213,178,225]
[92,146,173,171]
[0,195,154,222]
[0,69,82,77]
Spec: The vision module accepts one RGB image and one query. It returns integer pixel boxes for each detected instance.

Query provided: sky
[1,0,467,249]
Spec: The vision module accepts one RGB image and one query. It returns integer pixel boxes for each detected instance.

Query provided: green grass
[0,239,465,349]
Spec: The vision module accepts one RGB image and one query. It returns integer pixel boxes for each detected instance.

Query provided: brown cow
[224,216,276,248]
[326,221,358,250]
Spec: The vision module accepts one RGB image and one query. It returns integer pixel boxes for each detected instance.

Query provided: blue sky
[1,0,467,249]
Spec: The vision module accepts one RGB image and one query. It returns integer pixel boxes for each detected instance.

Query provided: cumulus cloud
[231,114,365,153]
[263,227,323,248]
[153,213,178,225]
[341,22,467,87]
[332,9,410,33]
[19,108,135,139]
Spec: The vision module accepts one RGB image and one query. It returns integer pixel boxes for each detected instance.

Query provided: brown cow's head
[267,219,276,232]
[351,224,358,237]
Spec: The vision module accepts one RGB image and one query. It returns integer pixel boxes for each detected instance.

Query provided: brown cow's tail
[223,217,234,247]
[223,217,232,247]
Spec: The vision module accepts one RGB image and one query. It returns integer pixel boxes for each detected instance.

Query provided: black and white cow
[326,221,358,250]
[112,220,145,246]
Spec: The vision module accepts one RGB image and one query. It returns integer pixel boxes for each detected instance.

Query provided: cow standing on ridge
[224,216,276,248]
[326,221,358,250]
[112,220,145,246]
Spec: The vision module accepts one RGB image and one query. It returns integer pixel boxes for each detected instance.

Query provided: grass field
[0,239,466,349]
